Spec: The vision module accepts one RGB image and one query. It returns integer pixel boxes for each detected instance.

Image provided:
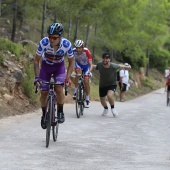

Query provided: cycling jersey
[166,76,170,86]
[36,37,73,65]
[73,47,92,66]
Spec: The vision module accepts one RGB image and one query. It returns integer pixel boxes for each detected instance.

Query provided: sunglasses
[48,36,60,40]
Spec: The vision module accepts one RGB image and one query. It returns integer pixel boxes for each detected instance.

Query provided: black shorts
[168,85,170,91]
[99,85,117,97]
[119,82,127,92]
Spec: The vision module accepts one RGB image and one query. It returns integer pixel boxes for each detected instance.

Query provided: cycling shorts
[99,85,117,97]
[74,62,89,76]
[39,60,65,91]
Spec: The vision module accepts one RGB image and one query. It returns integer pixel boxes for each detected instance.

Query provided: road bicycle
[72,73,85,118]
[35,79,68,148]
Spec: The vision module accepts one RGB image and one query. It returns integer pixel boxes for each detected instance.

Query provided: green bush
[0,37,23,60]
[142,77,154,90]
[22,62,39,104]
[149,49,170,72]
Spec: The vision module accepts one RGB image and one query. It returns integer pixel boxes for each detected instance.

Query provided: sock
[42,107,46,117]
[74,87,77,93]
[111,105,114,109]
[104,106,108,109]
[86,95,90,101]
[58,103,63,113]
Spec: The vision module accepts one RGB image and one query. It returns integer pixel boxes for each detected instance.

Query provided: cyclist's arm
[93,64,97,69]
[34,54,41,77]
[66,56,74,79]
[88,60,93,72]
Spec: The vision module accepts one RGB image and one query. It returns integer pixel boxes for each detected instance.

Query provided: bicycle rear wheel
[52,121,59,141]
[76,85,81,118]
[80,84,85,115]
[46,97,52,148]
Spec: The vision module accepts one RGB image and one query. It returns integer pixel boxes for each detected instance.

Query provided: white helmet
[74,40,84,48]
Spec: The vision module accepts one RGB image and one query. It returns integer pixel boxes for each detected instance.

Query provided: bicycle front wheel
[76,85,81,118]
[52,105,59,141]
[46,97,52,148]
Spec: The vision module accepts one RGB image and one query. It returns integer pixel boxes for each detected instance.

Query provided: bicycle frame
[35,79,68,148]
[73,73,85,118]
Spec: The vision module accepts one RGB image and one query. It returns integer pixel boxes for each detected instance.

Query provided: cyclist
[93,52,131,117]
[72,40,93,108]
[164,67,170,91]
[34,23,74,129]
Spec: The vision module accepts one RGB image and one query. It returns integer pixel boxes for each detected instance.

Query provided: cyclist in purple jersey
[34,23,74,129]
[72,40,93,108]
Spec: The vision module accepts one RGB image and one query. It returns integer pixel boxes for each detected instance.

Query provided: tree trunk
[68,18,72,40]
[92,24,97,62]
[0,0,2,16]
[19,2,26,30]
[73,18,79,42]
[85,24,90,48]
[145,50,150,76]
[11,0,17,42]
[53,12,57,22]
[41,0,47,39]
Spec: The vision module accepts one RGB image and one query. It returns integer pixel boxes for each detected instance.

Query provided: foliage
[0,52,7,65]
[149,49,170,72]
[0,37,23,60]
[22,62,39,104]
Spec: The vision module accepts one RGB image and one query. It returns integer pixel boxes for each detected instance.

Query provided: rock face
[0,52,34,118]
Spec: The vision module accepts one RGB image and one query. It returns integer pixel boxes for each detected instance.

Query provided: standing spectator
[93,52,131,117]
[119,63,131,102]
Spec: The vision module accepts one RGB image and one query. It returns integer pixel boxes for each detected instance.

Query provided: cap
[124,63,129,66]
[102,52,110,58]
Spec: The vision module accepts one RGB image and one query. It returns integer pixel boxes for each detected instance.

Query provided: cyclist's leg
[53,62,65,123]
[39,61,51,129]
[82,65,90,107]
[73,62,81,99]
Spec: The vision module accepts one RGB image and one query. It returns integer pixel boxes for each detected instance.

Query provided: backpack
[117,69,125,82]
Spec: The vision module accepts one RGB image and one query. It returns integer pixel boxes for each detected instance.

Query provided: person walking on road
[93,52,131,117]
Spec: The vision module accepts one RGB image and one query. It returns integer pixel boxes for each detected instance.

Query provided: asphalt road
[0,88,170,170]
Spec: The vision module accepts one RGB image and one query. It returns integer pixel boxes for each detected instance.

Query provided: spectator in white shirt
[118,63,131,102]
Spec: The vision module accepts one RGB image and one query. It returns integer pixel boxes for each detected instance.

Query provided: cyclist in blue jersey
[34,23,74,129]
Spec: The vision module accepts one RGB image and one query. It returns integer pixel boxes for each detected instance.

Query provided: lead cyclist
[34,23,74,129]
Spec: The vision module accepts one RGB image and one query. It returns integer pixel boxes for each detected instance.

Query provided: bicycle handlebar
[35,81,68,96]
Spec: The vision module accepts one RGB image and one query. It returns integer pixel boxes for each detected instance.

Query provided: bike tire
[80,84,85,115]
[52,103,59,141]
[76,85,81,118]
[46,97,52,148]
[52,121,59,141]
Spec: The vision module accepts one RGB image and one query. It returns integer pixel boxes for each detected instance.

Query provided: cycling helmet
[74,40,84,48]
[47,23,64,36]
